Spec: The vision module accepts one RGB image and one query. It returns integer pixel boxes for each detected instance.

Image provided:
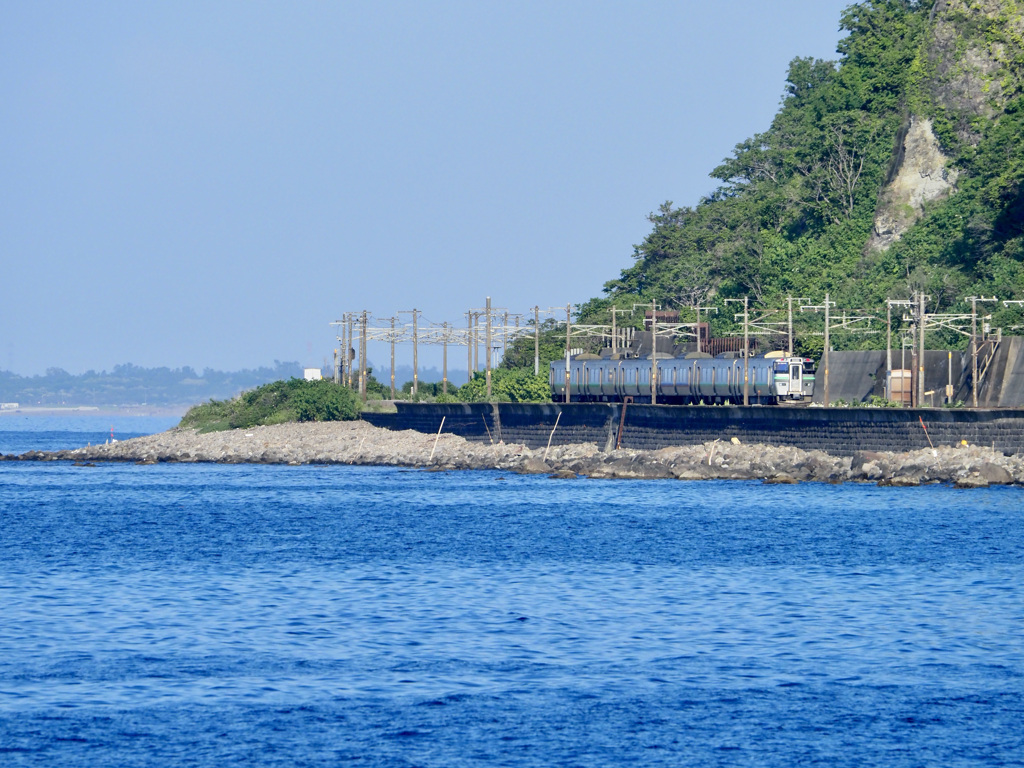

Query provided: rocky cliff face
[869,116,958,250]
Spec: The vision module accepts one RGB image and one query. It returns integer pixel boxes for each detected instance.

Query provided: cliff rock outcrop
[869,116,958,250]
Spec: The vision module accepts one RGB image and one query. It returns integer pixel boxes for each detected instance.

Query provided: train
[550,354,816,404]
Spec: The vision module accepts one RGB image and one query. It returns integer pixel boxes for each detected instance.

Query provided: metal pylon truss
[649,322,700,342]
[801,309,880,336]
[896,310,975,338]
[419,323,536,347]
[569,322,699,343]
[732,310,787,337]
[924,313,974,337]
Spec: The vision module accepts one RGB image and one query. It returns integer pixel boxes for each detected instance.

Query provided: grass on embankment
[178,379,361,433]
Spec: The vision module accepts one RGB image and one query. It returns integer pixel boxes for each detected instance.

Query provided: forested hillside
[578,0,1024,351]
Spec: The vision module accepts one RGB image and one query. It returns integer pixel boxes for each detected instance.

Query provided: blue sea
[1,417,1022,766]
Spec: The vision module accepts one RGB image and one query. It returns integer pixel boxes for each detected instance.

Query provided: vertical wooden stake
[544,411,562,463]
[429,416,446,462]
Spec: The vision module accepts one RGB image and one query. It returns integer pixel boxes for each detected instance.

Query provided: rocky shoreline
[3,420,1023,488]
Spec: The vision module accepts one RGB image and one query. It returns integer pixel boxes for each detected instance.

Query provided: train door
[789,361,802,399]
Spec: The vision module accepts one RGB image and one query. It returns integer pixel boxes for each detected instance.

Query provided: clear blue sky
[2,1,851,375]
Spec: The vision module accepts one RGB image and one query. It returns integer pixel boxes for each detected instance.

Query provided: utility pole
[398,309,421,396]
[610,306,632,355]
[788,296,795,357]
[786,296,809,356]
[512,314,519,368]
[800,295,835,406]
[442,322,449,394]
[611,305,617,355]
[472,312,479,374]
[745,299,753,409]
[341,314,348,388]
[725,297,751,405]
[971,296,978,408]
[967,296,997,407]
[918,292,926,408]
[501,310,508,361]
[348,313,356,387]
[359,310,368,401]
[466,310,473,382]
[389,316,396,400]
[533,306,540,376]
[886,301,891,394]
[466,298,507,400]
[885,299,912,403]
[486,297,493,400]
[651,299,658,405]
[333,348,339,384]
[564,304,572,403]
[824,293,830,408]
[686,304,718,354]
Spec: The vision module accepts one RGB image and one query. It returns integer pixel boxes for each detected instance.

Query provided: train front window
[790,365,801,384]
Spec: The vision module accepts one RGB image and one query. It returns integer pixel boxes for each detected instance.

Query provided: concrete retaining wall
[361,402,1024,455]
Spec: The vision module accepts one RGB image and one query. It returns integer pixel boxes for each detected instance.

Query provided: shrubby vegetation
[346,366,551,404]
[454,369,550,403]
[179,378,360,433]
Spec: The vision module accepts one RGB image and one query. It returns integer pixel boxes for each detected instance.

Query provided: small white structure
[303,368,323,381]
[0,403,18,410]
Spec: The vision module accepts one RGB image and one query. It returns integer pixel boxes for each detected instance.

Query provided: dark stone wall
[361,402,1024,455]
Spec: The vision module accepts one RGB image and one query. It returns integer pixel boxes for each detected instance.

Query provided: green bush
[179,378,360,432]
[456,369,550,403]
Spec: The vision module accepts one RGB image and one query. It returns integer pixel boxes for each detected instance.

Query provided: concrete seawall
[361,402,1024,455]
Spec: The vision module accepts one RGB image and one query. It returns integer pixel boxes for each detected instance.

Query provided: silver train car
[550,355,815,404]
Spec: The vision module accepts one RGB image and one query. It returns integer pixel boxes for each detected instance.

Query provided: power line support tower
[966,296,997,407]
[486,298,492,399]
[918,292,926,407]
[725,297,751,405]
[786,296,810,356]
[801,295,836,406]
[389,316,397,400]
[651,299,659,405]
[359,310,368,402]
[442,322,449,394]
[398,309,421,396]
[554,304,571,403]
[532,306,540,375]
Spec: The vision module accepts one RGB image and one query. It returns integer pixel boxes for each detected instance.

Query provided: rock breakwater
[4,421,1024,488]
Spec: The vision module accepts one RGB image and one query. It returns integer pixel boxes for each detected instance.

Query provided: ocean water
[0,415,180,455]
[1,420,1023,766]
